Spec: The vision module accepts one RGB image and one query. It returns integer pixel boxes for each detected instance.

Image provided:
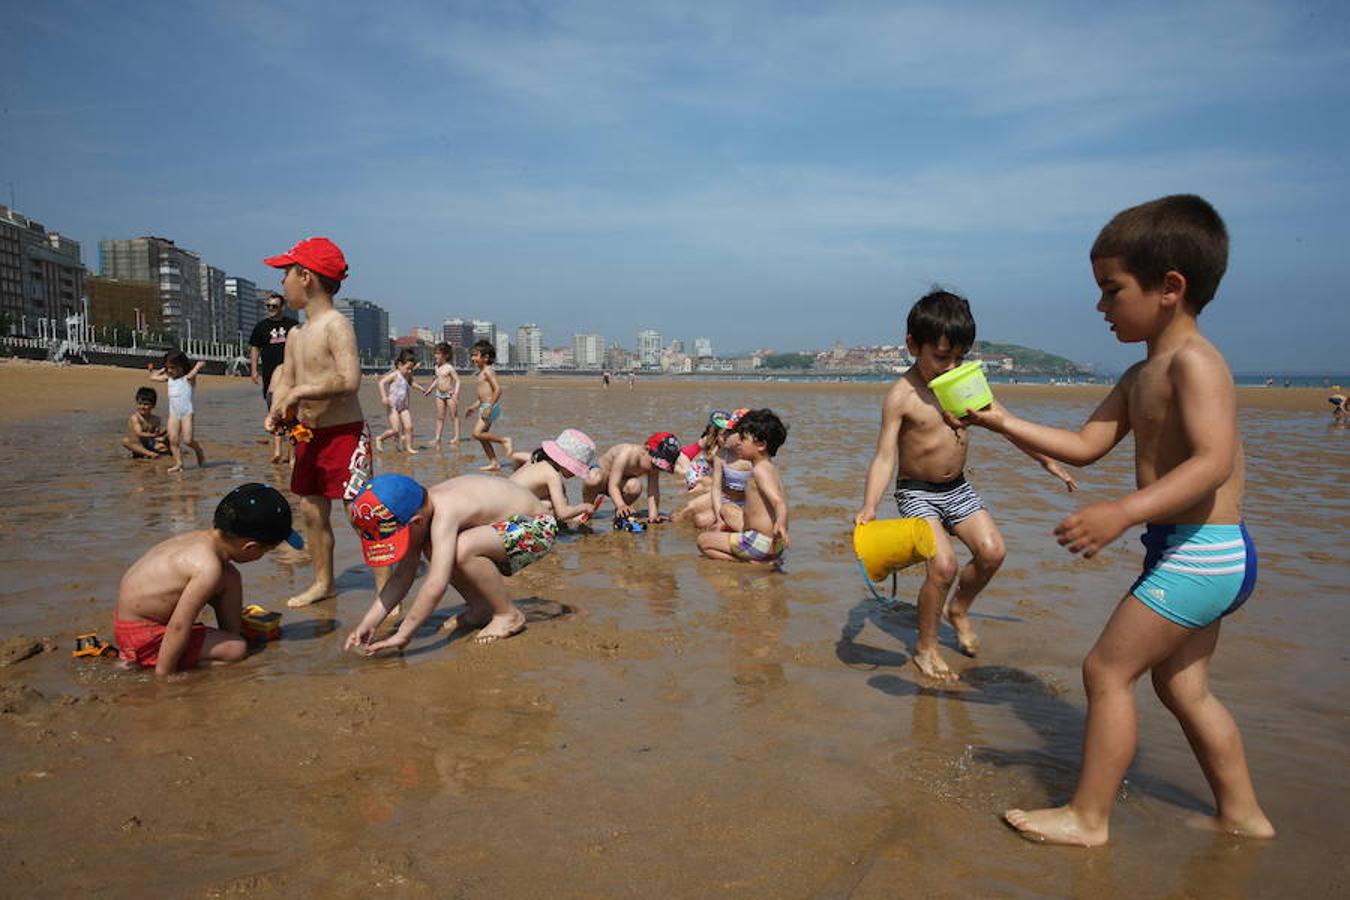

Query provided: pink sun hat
[541,428,597,478]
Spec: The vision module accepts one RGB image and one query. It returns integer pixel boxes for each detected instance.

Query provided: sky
[3,1,1348,373]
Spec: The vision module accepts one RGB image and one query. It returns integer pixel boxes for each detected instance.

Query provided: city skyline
[4,3,1348,373]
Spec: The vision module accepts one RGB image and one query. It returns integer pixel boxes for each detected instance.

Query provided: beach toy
[613,514,646,533]
[928,361,993,416]
[853,518,936,602]
[72,632,118,659]
[272,419,313,444]
[240,604,282,642]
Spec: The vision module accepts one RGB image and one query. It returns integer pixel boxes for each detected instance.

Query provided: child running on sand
[375,350,424,454]
[855,290,1078,682]
[424,342,462,447]
[263,237,373,609]
[121,386,168,459]
[584,432,682,523]
[697,409,790,567]
[464,339,513,470]
[508,428,603,526]
[114,483,300,675]
[344,473,558,652]
[960,194,1274,846]
[148,350,206,473]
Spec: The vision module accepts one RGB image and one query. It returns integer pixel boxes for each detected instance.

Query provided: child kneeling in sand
[583,432,682,522]
[115,483,300,675]
[697,409,790,566]
[344,473,559,654]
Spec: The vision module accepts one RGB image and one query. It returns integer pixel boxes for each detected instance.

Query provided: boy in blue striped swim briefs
[960,194,1273,848]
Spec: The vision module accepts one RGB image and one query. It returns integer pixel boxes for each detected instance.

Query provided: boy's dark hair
[135,387,157,405]
[906,289,975,351]
[1090,194,1228,313]
[213,483,293,546]
[435,341,452,357]
[164,350,191,371]
[396,349,418,365]
[471,339,496,364]
[530,446,549,464]
[735,408,788,457]
[294,265,341,298]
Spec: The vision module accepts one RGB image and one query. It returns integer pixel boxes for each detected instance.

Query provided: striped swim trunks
[893,473,985,532]
[1130,523,1258,629]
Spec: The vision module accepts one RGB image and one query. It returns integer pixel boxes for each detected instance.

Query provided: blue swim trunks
[1130,524,1258,630]
[482,402,502,427]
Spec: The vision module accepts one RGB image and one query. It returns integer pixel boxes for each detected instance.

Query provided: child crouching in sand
[697,409,789,566]
[121,386,168,459]
[344,474,559,653]
[960,194,1273,846]
[508,428,604,526]
[115,484,300,675]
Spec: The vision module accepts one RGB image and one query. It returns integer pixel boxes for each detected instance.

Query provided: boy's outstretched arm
[346,551,421,652]
[1056,350,1239,557]
[362,515,459,654]
[855,385,904,525]
[960,373,1134,468]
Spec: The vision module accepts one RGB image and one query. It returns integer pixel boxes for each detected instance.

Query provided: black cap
[213,483,301,548]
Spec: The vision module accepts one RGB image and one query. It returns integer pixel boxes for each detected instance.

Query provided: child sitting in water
[697,409,790,566]
[121,386,168,459]
[148,350,207,473]
[423,342,462,447]
[508,428,603,526]
[375,350,424,454]
[114,483,299,675]
[584,432,682,523]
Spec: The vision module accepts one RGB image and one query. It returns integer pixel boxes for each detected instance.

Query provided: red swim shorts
[114,614,208,670]
[291,420,373,500]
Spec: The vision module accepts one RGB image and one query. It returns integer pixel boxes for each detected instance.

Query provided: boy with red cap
[262,237,373,608]
[343,473,558,652]
[582,433,681,523]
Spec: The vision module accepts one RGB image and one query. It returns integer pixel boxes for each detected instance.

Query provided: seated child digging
[114,483,301,675]
[121,386,168,459]
[697,409,790,566]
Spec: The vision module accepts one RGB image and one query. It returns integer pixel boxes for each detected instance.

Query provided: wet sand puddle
[0,371,1346,897]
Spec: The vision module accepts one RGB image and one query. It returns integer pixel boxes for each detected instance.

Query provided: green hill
[973,341,1090,375]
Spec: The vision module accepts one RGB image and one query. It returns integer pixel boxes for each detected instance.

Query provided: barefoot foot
[1003,806,1108,847]
[286,584,337,608]
[269,453,283,464]
[502,437,514,457]
[475,607,526,644]
[440,612,490,633]
[946,607,981,656]
[374,436,385,452]
[479,462,501,472]
[913,647,960,682]
[166,464,183,474]
[1185,811,1276,839]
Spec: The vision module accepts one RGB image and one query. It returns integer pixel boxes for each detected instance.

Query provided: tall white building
[224,276,260,337]
[495,331,510,365]
[471,319,496,348]
[637,329,661,368]
[515,323,543,367]
[693,336,713,358]
[571,333,605,369]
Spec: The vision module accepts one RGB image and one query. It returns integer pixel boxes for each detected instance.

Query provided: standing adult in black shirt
[250,292,301,464]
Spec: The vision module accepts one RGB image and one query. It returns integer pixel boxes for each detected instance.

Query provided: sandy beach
[0,359,1346,898]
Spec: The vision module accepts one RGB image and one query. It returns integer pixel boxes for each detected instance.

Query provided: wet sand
[1,360,1346,898]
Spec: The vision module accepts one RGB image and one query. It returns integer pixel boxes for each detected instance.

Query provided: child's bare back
[117,531,232,626]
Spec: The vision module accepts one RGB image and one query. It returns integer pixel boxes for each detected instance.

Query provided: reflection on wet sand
[0,364,1345,896]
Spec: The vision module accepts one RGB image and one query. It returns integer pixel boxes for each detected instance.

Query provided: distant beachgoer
[961,194,1274,847]
[262,236,372,609]
[114,484,299,675]
[149,350,206,473]
[584,433,681,522]
[375,350,424,454]
[249,292,300,464]
[697,409,790,567]
[423,342,461,447]
[855,290,1077,682]
[627,371,636,390]
[344,474,557,652]
[508,428,603,526]
[1329,387,1347,423]
[464,339,513,470]
[121,386,168,459]
[602,370,611,388]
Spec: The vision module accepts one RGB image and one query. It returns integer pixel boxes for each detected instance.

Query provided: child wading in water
[465,339,513,470]
[376,349,424,454]
[855,291,1077,681]
[961,194,1274,846]
[424,341,462,447]
[149,350,207,473]
[121,386,168,459]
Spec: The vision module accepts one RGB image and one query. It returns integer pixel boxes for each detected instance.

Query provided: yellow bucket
[853,518,937,582]
[927,360,993,416]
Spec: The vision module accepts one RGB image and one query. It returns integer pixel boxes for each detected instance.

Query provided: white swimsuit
[167,375,194,418]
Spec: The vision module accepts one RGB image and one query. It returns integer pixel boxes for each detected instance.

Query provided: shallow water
[0,375,1347,897]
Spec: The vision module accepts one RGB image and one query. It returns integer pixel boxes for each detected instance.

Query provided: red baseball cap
[263,237,349,282]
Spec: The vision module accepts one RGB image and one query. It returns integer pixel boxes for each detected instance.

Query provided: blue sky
[4,1,1348,372]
